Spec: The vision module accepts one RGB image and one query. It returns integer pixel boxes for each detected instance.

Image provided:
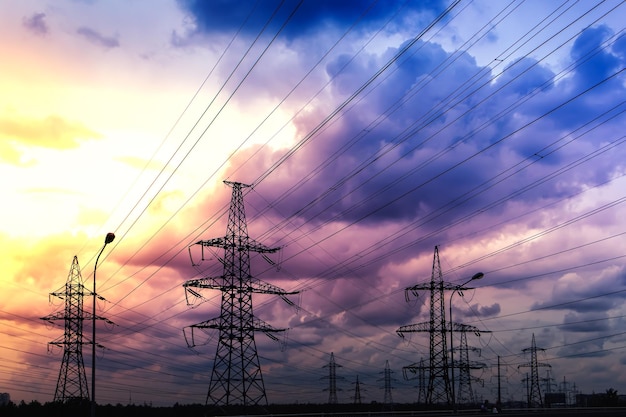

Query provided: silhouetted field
[2,401,626,417]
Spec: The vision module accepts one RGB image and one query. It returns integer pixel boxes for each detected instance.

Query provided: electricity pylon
[379,360,394,405]
[183,181,299,406]
[352,375,363,404]
[397,246,451,404]
[417,358,427,403]
[397,246,486,405]
[41,256,89,403]
[518,333,550,407]
[541,369,557,395]
[454,329,487,405]
[323,352,343,404]
[401,357,427,403]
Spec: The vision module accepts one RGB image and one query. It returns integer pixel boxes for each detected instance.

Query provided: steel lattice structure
[397,246,452,404]
[397,246,487,405]
[400,357,426,403]
[352,375,362,404]
[183,181,298,406]
[454,330,487,405]
[379,360,394,405]
[41,256,90,403]
[519,333,550,408]
[323,352,343,404]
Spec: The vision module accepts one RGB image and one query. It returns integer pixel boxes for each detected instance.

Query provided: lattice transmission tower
[352,375,363,404]
[398,357,427,403]
[518,333,550,407]
[454,329,487,405]
[397,246,486,405]
[417,358,427,403]
[183,181,299,406]
[541,369,557,395]
[323,352,343,404]
[379,360,394,405]
[41,256,90,403]
[397,246,455,404]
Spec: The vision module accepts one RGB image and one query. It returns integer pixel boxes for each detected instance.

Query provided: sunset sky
[1,0,625,407]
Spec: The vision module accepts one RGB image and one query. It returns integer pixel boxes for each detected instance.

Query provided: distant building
[0,392,10,406]
[545,393,566,407]
[576,392,623,407]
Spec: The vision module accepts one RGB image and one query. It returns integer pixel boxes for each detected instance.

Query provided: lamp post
[449,272,484,410]
[91,233,115,417]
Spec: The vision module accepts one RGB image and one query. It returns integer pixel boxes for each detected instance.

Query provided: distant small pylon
[378,360,394,405]
[353,375,363,404]
[454,330,487,404]
[518,333,550,407]
[323,352,343,404]
[417,357,426,403]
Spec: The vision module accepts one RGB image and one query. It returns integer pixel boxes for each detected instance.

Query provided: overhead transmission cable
[98,3,624,382]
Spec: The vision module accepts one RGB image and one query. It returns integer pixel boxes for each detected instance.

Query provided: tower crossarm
[450,323,490,335]
[49,339,86,347]
[195,237,279,254]
[404,283,476,302]
[518,362,551,369]
[442,284,475,291]
[248,277,298,295]
[404,283,430,302]
[405,284,431,291]
[396,321,431,337]
[188,317,287,341]
[456,360,488,370]
[189,317,222,330]
[403,362,428,371]
[522,347,546,353]
[183,276,299,306]
[184,276,224,290]
[51,289,100,300]
[402,362,427,380]
[252,317,287,342]
[395,321,487,338]
[41,312,113,325]
[249,278,299,307]
[81,312,114,325]
[41,312,65,323]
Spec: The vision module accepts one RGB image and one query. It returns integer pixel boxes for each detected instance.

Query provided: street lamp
[449,272,484,410]
[91,232,115,417]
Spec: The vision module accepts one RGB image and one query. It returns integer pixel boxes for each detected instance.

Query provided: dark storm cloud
[173,21,626,384]
[76,26,119,49]
[570,25,622,86]
[22,12,48,36]
[547,25,625,130]
[175,0,445,42]
[559,312,611,333]
[530,280,626,315]
[556,338,610,359]
[247,24,625,240]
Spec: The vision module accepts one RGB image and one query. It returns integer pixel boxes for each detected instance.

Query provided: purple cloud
[76,26,119,49]
[22,12,48,36]
[175,0,446,42]
[9,1,625,407]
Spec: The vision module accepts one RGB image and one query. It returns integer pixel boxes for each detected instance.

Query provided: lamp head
[104,232,116,244]
[471,272,484,281]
